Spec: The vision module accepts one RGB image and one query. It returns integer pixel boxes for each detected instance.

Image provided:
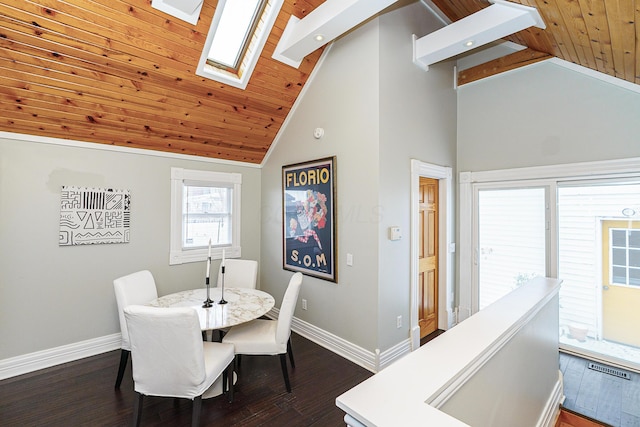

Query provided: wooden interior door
[419,177,438,339]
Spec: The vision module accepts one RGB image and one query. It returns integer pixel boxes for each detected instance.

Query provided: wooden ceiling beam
[457,47,551,86]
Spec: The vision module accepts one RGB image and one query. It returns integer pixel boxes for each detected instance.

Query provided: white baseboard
[537,371,564,427]
[447,308,456,328]
[0,315,412,380]
[377,338,412,371]
[0,334,121,381]
[457,306,472,322]
[271,308,411,373]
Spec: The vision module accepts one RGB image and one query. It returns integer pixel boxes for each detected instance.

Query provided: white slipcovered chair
[124,305,235,427]
[113,270,158,389]
[222,272,303,392]
[212,259,259,341]
[217,259,258,289]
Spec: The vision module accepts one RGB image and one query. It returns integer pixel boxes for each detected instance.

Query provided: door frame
[600,218,640,346]
[410,160,453,350]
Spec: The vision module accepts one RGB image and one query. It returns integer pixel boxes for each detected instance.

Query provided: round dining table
[148,287,275,331]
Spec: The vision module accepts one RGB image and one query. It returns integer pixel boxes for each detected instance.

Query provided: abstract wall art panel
[59,186,131,246]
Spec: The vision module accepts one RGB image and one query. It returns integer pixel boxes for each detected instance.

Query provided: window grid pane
[612,266,627,285]
[609,228,640,286]
[629,230,640,248]
[612,247,627,266]
[611,229,626,247]
[629,249,640,267]
[629,268,640,286]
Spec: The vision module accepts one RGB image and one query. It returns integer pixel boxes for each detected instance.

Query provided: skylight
[196,0,283,90]
[206,0,266,72]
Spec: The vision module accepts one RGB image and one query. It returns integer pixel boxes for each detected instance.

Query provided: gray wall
[377,3,456,349]
[0,137,261,359]
[457,61,640,171]
[14,1,637,364]
[261,16,382,352]
[260,1,456,353]
[0,0,456,365]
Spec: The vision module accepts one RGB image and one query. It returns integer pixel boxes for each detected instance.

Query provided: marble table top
[148,287,275,331]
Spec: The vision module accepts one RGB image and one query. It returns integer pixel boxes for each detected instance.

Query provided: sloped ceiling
[431,0,639,86]
[0,0,325,164]
[0,0,637,164]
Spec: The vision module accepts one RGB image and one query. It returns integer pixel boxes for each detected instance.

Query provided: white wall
[261,1,456,353]
[457,60,640,172]
[0,135,261,359]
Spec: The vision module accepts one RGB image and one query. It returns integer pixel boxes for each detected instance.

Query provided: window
[206,0,267,73]
[460,161,640,371]
[610,228,640,286]
[476,186,548,310]
[196,0,284,89]
[170,168,241,265]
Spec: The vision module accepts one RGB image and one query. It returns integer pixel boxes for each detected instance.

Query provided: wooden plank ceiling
[0,0,324,163]
[0,0,638,163]
[432,0,639,87]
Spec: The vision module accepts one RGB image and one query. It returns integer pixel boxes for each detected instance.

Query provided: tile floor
[560,352,640,427]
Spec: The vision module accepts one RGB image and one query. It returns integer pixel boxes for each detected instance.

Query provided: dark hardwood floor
[420,329,445,347]
[6,330,626,427]
[560,352,640,427]
[0,333,373,426]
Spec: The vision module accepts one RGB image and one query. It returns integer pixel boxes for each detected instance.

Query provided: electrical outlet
[396,315,402,328]
[302,299,307,310]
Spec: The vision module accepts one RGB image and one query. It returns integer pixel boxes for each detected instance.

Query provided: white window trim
[170,167,242,265]
[151,0,204,25]
[195,0,284,90]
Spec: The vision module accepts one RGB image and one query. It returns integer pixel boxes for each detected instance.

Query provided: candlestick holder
[219,265,227,305]
[203,258,214,307]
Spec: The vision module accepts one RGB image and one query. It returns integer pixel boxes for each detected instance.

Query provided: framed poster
[282,157,337,282]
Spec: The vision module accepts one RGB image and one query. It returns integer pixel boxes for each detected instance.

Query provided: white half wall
[337,277,563,427]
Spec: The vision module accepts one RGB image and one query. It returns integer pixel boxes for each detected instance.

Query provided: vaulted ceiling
[434,0,639,87]
[0,0,637,164]
[0,0,325,164]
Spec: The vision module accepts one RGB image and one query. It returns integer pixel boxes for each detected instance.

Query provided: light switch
[346,253,353,266]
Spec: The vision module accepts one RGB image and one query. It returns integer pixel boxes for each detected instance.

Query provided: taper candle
[206,239,211,278]
[222,248,226,267]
